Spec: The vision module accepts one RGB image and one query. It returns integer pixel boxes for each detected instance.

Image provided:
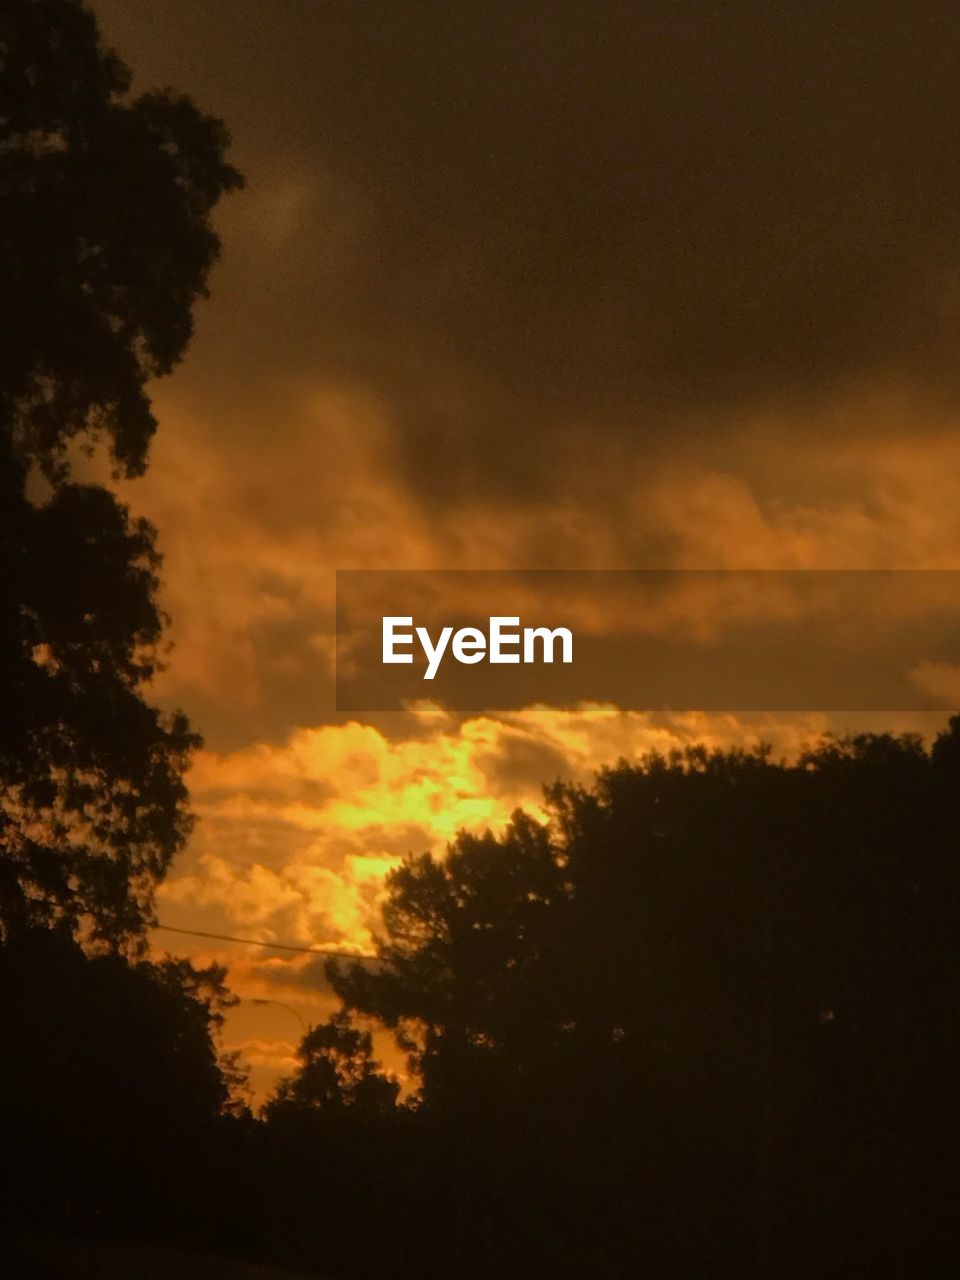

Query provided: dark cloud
[94,0,960,502]
[252,954,353,994]
[474,729,572,794]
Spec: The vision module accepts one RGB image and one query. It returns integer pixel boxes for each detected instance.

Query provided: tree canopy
[0,2,248,1249]
[0,0,242,480]
[314,726,960,1277]
[0,0,241,946]
[266,1010,400,1125]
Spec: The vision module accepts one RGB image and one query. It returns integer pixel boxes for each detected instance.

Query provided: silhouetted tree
[0,928,246,1236]
[326,725,960,1279]
[0,0,241,945]
[332,810,565,1116]
[257,1014,412,1279]
[0,0,241,479]
[265,1011,400,1120]
[0,3,248,1262]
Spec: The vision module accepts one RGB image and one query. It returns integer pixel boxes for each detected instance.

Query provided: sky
[89,0,960,1098]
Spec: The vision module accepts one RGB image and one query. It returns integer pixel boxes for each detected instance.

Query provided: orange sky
[85,1,960,1100]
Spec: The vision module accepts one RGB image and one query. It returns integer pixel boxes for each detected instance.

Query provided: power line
[151,922,381,963]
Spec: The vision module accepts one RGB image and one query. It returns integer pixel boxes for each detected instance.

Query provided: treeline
[5,729,959,1278]
[253,730,960,1279]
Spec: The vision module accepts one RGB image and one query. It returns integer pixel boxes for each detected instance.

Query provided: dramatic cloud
[114,404,960,748]
[96,1,960,501]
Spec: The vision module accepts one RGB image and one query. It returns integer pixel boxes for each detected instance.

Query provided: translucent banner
[335,570,960,712]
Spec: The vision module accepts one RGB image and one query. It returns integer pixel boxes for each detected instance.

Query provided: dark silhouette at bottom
[4,724,960,1278]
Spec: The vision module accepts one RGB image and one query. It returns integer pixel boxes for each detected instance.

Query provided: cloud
[157,703,835,962]
[96,0,960,503]
[229,1037,300,1074]
[86,4,960,732]
[910,661,960,707]
[106,404,960,751]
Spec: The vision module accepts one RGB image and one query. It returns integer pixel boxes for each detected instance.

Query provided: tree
[0,0,242,479]
[330,811,568,1117]
[0,927,247,1234]
[265,1010,400,1120]
[259,1013,406,1280]
[329,727,960,1277]
[0,5,252,1260]
[0,0,241,945]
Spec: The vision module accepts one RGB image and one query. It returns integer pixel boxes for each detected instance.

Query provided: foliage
[0,3,252,1262]
[0,928,248,1235]
[0,0,240,946]
[0,0,242,480]
[265,1010,400,1120]
[322,725,960,1277]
